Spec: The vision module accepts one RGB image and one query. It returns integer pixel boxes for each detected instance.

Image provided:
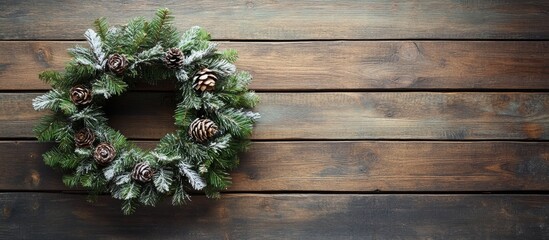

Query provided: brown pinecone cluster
[107,53,128,75]
[70,85,92,105]
[93,142,116,166]
[192,68,217,92]
[188,118,218,142]
[163,48,185,69]
[131,162,154,182]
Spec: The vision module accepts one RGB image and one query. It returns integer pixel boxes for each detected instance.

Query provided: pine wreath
[32,9,260,214]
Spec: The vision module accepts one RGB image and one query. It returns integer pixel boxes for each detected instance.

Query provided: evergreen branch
[103,26,122,53]
[33,113,69,142]
[220,49,239,63]
[84,29,106,69]
[62,174,80,188]
[56,125,75,151]
[171,179,190,206]
[151,152,180,163]
[149,8,171,41]
[206,169,232,189]
[43,148,81,170]
[208,134,231,154]
[76,159,95,175]
[114,173,131,185]
[174,103,195,127]
[139,184,160,206]
[121,198,138,215]
[175,69,188,82]
[115,182,141,200]
[134,44,164,66]
[183,42,218,65]
[153,168,174,193]
[69,106,107,127]
[126,18,147,52]
[92,75,128,99]
[219,91,260,109]
[102,163,118,181]
[181,138,210,163]
[204,188,221,199]
[68,45,95,66]
[178,26,210,50]
[32,90,76,115]
[213,108,256,138]
[93,17,109,41]
[177,161,206,190]
[202,58,236,76]
[201,92,225,112]
[180,85,202,109]
[95,127,128,150]
[32,90,63,111]
[218,71,252,93]
[38,70,64,86]
[146,8,179,47]
[155,133,182,157]
[64,61,97,85]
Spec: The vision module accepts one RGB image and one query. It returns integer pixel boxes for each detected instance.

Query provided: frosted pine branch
[183,42,218,65]
[84,29,106,67]
[178,161,206,190]
[153,168,173,193]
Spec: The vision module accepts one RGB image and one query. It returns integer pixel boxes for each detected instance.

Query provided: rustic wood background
[1,1,549,239]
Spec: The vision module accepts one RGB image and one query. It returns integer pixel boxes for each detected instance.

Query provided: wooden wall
[1,1,548,239]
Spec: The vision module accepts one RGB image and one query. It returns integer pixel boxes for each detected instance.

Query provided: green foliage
[178,26,211,51]
[171,178,190,206]
[38,70,65,88]
[139,184,160,206]
[213,108,256,138]
[92,75,128,99]
[146,8,180,48]
[33,8,259,215]
[43,148,73,169]
[30,89,77,116]
[93,17,109,41]
[33,113,70,142]
[121,198,138,215]
[64,61,97,86]
[153,168,174,193]
[220,49,239,63]
[69,106,107,127]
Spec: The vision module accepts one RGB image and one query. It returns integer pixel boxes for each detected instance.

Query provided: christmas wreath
[32,9,259,214]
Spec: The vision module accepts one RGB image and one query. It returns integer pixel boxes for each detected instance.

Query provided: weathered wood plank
[1,193,548,239]
[1,41,549,91]
[2,141,548,191]
[1,92,548,140]
[1,1,549,40]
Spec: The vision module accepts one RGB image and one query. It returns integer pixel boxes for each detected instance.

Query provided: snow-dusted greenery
[32,9,259,214]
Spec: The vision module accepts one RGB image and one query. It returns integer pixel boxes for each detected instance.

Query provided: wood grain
[1,41,549,91]
[0,193,548,239]
[1,1,549,40]
[2,141,548,191]
[1,92,547,140]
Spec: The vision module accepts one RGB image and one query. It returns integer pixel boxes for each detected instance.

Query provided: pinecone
[70,85,92,105]
[74,128,95,148]
[93,142,116,166]
[192,68,217,92]
[107,53,128,75]
[163,48,185,69]
[131,162,154,182]
[188,118,218,142]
